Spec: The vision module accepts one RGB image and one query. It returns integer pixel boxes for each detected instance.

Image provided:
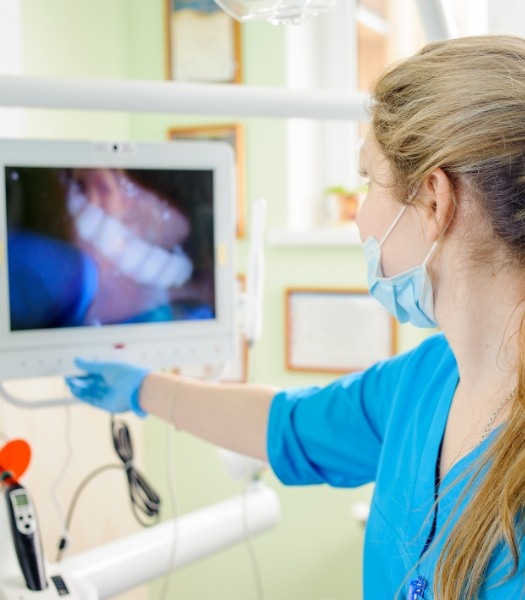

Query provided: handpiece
[5,481,48,591]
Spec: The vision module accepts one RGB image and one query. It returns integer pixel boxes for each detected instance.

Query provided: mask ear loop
[406,185,440,268]
[377,184,422,248]
[378,205,407,248]
[422,241,438,267]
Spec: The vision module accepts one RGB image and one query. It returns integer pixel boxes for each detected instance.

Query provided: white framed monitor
[0,138,236,379]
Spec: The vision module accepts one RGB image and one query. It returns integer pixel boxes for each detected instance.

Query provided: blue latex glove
[65,358,149,417]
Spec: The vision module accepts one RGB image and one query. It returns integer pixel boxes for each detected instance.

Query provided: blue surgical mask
[363,206,437,328]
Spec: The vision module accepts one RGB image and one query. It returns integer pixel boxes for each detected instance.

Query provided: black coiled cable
[111,416,161,527]
[56,416,161,561]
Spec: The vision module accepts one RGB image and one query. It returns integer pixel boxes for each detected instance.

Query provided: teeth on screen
[134,246,171,285]
[67,188,88,216]
[76,203,105,240]
[71,202,194,289]
[95,217,129,260]
[163,253,193,288]
[118,237,151,274]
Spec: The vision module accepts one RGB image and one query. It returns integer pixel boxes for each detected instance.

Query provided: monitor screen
[0,139,236,379]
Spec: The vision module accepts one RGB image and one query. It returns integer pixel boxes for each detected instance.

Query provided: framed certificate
[285,288,396,373]
[165,0,242,83]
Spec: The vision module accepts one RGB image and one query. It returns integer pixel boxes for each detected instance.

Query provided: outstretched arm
[140,372,276,461]
[66,360,277,462]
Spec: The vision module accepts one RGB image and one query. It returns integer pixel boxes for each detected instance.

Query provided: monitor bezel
[0,138,236,378]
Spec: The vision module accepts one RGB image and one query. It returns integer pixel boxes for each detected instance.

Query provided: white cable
[242,479,265,600]
[0,381,78,409]
[244,198,267,346]
[49,402,75,552]
[209,349,265,598]
[158,390,181,600]
[201,358,266,596]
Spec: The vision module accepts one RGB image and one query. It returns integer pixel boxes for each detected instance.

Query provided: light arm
[59,485,280,600]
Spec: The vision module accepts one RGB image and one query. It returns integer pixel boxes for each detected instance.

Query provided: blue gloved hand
[65,358,149,417]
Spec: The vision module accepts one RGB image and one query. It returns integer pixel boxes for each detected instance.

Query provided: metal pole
[0,76,369,122]
[59,484,280,599]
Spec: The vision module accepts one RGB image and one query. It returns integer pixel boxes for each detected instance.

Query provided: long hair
[371,35,525,598]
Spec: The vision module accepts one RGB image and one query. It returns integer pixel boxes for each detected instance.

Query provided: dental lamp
[213,0,456,40]
[214,0,339,25]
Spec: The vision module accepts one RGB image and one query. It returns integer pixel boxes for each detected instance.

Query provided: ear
[416,168,455,242]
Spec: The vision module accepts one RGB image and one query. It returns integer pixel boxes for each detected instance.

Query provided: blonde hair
[371,35,525,598]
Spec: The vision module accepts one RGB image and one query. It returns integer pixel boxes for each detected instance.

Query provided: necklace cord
[480,384,518,443]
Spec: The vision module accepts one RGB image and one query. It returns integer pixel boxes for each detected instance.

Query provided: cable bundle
[56,416,161,561]
[111,417,161,526]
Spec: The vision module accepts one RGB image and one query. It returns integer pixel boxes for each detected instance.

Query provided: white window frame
[279,0,489,243]
[284,0,360,235]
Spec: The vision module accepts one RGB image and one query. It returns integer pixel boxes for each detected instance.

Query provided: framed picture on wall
[164,0,243,83]
[168,123,246,238]
[285,288,396,373]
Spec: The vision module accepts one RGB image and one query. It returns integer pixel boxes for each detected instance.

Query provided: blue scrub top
[267,334,524,599]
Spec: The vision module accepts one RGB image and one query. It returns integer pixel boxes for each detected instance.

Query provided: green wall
[17,1,429,598]
[20,0,129,140]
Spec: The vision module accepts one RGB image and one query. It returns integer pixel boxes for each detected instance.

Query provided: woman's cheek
[356,194,372,243]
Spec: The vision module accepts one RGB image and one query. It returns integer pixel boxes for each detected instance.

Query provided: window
[279,0,487,242]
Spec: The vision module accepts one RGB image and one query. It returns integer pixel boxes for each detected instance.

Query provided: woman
[66,36,525,599]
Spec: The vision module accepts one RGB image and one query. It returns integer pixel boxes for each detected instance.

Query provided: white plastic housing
[58,484,280,599]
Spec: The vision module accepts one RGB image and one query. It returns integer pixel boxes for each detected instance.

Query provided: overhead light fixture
[214,0,339,25]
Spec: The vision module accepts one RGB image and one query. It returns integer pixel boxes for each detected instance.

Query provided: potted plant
[324,185,367,225]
